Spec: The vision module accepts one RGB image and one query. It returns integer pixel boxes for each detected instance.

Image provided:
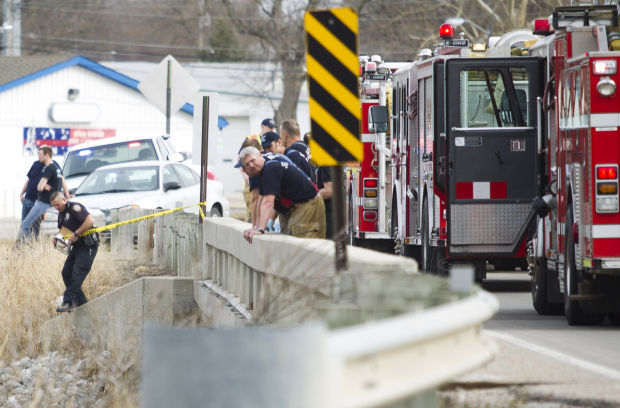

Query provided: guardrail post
[138,209,154,265]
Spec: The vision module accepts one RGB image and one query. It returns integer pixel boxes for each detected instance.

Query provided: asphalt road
[440,271,620,407]
[482,271,620,374]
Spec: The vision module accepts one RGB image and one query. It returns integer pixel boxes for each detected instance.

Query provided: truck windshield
[63,140,157,178]
[459,67,529,128]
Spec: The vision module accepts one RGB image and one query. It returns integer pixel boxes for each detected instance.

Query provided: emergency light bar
[533,19,552,36]
[472,42,487,52]
[365,61,377,73]
[439,24,455,39]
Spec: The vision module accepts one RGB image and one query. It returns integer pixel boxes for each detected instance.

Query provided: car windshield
[75,166,159,195]
[63,140,157,178]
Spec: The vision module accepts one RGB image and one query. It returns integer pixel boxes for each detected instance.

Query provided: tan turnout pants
[279,195,326,239]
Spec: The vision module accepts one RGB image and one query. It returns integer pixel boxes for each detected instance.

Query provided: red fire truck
[347,55,404,248]
[352,25,543,281]
[527,4,620,325]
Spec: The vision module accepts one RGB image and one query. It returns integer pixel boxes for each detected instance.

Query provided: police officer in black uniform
[50,191,99,312]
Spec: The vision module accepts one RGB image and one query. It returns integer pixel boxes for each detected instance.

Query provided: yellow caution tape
[63,202,208,240]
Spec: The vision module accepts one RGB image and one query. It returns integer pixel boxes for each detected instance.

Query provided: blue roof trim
[0,55,194,114]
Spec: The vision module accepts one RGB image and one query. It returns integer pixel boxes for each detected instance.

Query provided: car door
[172,164,200,206]
[162,164,184,209]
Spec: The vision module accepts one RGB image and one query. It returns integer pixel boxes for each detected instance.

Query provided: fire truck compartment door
[445,58,543,255]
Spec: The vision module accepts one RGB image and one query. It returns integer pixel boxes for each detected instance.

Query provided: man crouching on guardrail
[239,146,325,243]
[50,191,99,313]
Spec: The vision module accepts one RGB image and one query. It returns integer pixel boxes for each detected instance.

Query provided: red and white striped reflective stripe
[456,181,507,200]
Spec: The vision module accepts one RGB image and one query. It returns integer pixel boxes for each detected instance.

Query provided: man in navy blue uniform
[19,147,68,236]
[280,119,312,162]
[50,191,99,312]
[260,131,316,184]
[239,146,325,242]
[17,146,66,244]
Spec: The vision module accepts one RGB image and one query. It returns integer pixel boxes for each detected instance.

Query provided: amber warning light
[439,24,455,39]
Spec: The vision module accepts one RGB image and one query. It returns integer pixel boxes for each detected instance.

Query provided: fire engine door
[444,58,543,255]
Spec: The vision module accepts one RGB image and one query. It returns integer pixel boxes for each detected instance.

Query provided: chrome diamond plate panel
[450,203,532,245]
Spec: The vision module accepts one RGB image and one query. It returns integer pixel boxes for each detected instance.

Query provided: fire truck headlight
[593,59,617,75]
[596,77,616,97]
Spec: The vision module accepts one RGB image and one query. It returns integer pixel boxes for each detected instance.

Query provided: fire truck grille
[450,203,532,247]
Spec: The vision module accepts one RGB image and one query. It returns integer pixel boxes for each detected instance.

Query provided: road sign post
[138,55,200,140]
[304,8,361,271]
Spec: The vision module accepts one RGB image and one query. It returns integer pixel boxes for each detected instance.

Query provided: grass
[0,237,146,406]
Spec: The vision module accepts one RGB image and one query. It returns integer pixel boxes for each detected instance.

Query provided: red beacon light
[533,18,552,36]
[439,24,455,39]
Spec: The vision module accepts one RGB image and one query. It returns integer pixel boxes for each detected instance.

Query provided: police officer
[50,191,99,312]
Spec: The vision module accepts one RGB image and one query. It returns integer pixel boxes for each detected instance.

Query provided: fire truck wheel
[609,313,620,326]
[421,198,434,273]
[531,258,561,315]
[563,206,603,325]
[347,194,358,247]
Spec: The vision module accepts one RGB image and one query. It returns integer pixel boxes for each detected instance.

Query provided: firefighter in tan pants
[238,146,325,243]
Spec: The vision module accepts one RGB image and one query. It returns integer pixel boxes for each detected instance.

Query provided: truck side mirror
[368,105,389,133]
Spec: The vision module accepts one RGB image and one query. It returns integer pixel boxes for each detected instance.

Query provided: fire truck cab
[384,26,544,280]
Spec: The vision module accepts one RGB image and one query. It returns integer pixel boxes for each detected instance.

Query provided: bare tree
[222,0,322,123]
[351,0,564,61]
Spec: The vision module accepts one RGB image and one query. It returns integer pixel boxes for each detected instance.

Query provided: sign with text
[23,127,116,155]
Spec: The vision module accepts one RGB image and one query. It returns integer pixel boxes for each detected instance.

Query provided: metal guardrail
[108,210,499,407]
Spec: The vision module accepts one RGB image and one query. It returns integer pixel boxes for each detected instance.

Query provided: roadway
[443,271,620,407]
[482,271,620,373]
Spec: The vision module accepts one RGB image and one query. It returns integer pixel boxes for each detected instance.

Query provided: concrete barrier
[54,211,498,407]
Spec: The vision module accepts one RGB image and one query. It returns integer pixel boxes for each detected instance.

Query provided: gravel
[0,350,136,407]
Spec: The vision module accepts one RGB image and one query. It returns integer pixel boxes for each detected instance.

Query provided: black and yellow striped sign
[304,8,362,165]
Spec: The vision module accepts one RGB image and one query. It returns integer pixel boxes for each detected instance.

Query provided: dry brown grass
[0,237,143,406]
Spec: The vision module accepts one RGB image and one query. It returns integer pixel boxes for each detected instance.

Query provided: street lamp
[445,17,490,36]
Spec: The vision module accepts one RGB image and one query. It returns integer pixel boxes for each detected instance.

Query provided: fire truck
[347,54,404,248]
[350,25,544,281]
[526,4,620,325]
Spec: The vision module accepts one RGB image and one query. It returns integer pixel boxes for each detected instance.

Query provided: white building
[0,55,195,218]
[0,56,311,218]
[103,60,311,194]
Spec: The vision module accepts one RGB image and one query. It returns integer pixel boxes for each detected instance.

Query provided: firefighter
[280,119,312,163]
[239,146,325,242]
[260,117,276,136]
[50,191,99,312]
[261,131,316,183]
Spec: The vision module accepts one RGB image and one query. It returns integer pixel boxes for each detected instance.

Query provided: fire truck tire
[564,207,604,325]
[347,193,359,247]
[531,259,562,315]
[421,198,434,273]
[608,313,620,325]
